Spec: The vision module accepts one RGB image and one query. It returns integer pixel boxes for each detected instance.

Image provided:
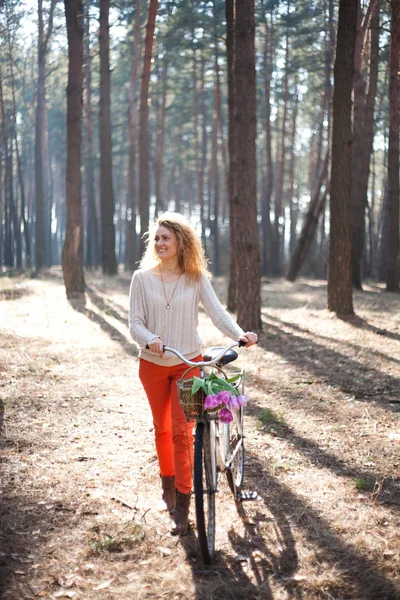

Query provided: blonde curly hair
[140,212,209,282]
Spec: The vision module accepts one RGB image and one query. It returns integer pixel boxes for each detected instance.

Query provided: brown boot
[171,491,191,536]
[158,476,176,513]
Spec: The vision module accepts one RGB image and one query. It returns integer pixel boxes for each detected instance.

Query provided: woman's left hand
[239,332,258,348]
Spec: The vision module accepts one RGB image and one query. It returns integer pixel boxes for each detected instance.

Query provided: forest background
[0,0,399,325]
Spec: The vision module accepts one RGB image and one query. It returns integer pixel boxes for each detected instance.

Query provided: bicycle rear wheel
[226,408,245,497]
[194,421,217,564]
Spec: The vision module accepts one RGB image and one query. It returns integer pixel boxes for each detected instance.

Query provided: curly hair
[140,212,209,282]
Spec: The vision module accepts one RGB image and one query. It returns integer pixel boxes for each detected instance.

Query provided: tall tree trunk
[261,12,274,277]
[288,89,298,259]
[125,0,141,271]
[226,0,237,310]
[35,0,56,272]
[386,0,400,291]
[351,0,380,289]
[200,55,207,246]
[139,0,158,258]
[62,0,85,298]
[99,0,117,274]
[6,16,31,269]
[286,151,329,281]
[272,26,289,276]
[84,0,100,269]
[154,55,168,215]
[327,0,357,314]
[0,67,12,267]
[232,0,261,331]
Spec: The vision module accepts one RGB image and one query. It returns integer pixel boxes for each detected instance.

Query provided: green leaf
[227,374,241,384]
[191,377,205,395]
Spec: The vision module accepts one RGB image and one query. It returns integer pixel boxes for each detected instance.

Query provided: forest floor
[1,269,400,600]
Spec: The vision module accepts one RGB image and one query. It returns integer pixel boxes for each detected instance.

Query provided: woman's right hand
[148,337,164,357]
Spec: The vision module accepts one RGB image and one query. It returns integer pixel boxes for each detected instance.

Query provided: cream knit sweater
[129,269,245,366]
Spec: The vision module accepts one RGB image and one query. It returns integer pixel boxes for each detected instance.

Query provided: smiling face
[154,225,179,262]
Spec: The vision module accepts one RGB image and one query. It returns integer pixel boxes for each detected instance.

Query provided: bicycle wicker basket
[176,378,207,420]
[177,367,244,421]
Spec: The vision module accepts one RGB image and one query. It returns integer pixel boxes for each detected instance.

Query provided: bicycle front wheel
[194,421,217,564]
[226,408,245,497]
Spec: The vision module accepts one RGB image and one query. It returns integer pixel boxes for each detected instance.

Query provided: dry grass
[0,269,400,599]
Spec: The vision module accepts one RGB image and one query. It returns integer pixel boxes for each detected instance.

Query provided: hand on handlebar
[239,331,258,348]
[147,337,165,357]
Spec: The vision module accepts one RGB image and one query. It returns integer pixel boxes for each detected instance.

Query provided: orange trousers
[138,357,201,494]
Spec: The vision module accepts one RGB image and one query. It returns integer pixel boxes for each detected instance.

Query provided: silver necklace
[159,265,182,310]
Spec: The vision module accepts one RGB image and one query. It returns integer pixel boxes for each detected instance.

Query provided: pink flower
[204,394,220,409]
[225,394,240,412]
[219,408,233,423]
[237,395,249,407]
[217,390,231,405]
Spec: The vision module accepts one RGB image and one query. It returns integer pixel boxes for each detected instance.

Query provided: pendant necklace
[159,264,182,310]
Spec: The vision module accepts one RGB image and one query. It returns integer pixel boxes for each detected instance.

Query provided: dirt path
[1,270,400,600]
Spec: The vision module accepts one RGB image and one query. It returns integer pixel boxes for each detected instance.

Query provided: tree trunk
[99,0,117,274]
[6,16,31,269]
[272,24,289,276]
[139,0,158,258]
[386,0,400,291]
[154,55,168,215]
[125,0,141,271]
[232,0,261,331]
[261,12,274,277]
[34,0,56,273]
[351,0,380,289]
[226,0,238,311]
[288,89,298,259]
[287,151,329,281]
[0,67,12,267]
[62,0,85,298]
[327,0,357,314]
[84,0,100,269]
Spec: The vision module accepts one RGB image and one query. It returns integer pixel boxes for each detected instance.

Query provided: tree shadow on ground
[247,403,400,508]
[0,439,73,599]
[85,285,129,324]
[265,315,400,367]
[179,451,399,600]
[259,319,400,408]
[0,287,32,302]
[338,313,400,343]
[68,293,136,357]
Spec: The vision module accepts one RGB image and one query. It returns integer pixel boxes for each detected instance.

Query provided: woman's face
[154,225,179,261]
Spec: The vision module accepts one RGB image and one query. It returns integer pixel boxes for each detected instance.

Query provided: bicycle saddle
[203,347,238,365]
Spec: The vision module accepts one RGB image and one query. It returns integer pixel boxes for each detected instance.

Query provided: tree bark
[99,0,117,275]
[62,0,85,298]
[6,13,31,269]
[154,55,168,215]
[35,0,56,272]
[327,0,357,314]
[287,151,329,281]
[125,0,141,271]
[232,0,261,331]
[226,0,238,311]
[139,0,158,258]
[351,0,380,289]
[272,26,289,276]
[261,12,274,277]
[84,0,100,269]
[386,0,400,291]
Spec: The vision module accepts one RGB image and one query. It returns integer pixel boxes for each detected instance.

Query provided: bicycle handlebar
[145,340,245,367]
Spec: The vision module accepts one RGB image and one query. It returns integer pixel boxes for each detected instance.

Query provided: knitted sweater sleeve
[199,274,245,341]
[129,271,159,347]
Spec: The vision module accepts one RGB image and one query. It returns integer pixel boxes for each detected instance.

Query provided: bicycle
[165,341,248,565]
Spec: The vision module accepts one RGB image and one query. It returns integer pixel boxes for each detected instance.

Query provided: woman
[129,212,257,535]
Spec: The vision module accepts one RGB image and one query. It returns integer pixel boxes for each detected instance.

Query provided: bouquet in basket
[191,372,249,423]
